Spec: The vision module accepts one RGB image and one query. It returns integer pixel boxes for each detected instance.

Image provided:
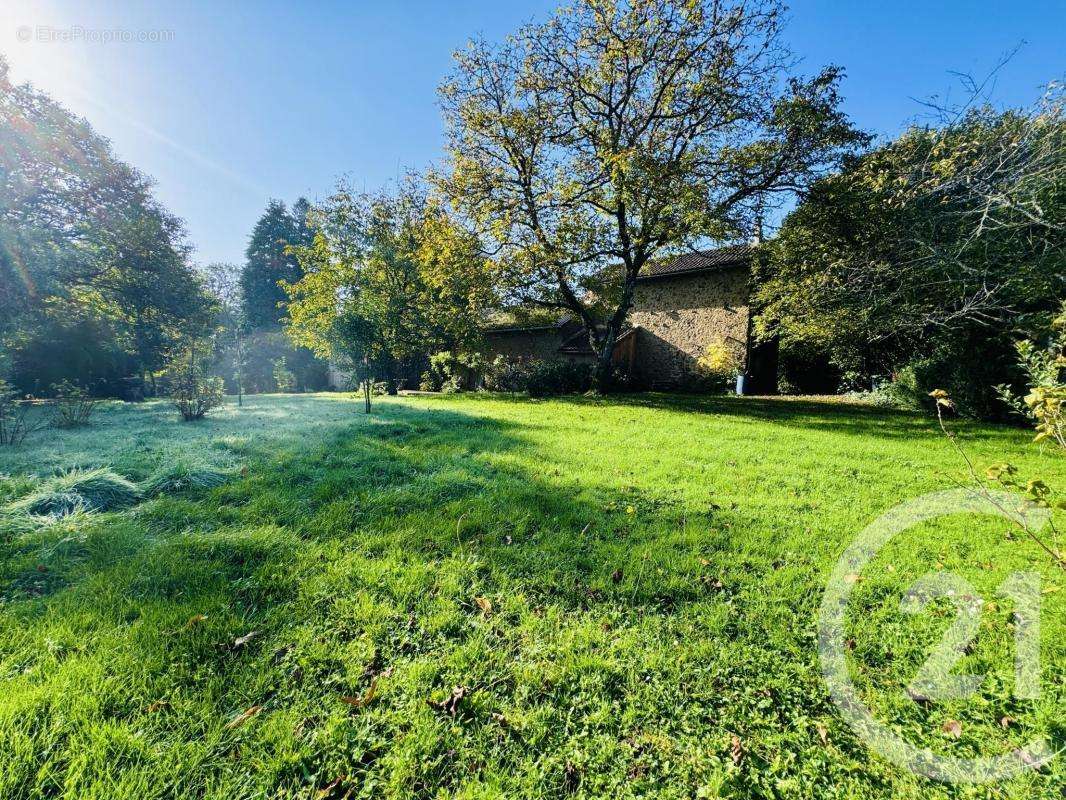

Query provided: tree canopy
[239,198,313,330]
[0,56,215,395]
[283,180,493,390]
[437,0,867,390]
[754,90,1065,413]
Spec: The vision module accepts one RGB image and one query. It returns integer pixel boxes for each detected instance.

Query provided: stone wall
[628,266,750,388]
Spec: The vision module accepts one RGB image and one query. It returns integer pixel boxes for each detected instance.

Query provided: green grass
[0,392,1062,799]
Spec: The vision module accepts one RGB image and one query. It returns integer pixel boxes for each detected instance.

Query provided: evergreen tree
[239,199,312,329]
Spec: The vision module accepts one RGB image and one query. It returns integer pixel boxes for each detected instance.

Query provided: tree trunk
[363,356,372,413]
[234,330,244,408]
[591,323,620,395]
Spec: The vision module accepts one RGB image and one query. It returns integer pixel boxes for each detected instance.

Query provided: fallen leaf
[340,677,378,709]
[815,723,829,746]
[428,685,469,717]
[232,630,260,648]
[474,596,493,614]
[315,776,351,800]
[225,704,263,730]
[1018,749,1045,770]
[941,719,962,739]
[730,734,745,766]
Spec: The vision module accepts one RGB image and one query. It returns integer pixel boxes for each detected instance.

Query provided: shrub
[696,337,741,384]
[997,302,1065,450]
[483,358,594,397]
[420,351,484,393]
[0,381,46,446]
[165,348,225,421]
[272,357,296,393]
[481,356,530,393]
[170,373,225,421]
[51,380,99,428]
[12,467,141,516]
[142,461,232,496]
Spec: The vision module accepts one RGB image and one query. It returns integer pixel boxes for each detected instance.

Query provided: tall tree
[283,180,492,405]
[753,94,1065,413]
[0,56,214,395]
[204,262,246,406]
[438,0,866,391]
[239,199,313,329]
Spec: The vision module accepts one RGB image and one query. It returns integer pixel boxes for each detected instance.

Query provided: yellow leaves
[928,388,955,410]
[815,722,829,747]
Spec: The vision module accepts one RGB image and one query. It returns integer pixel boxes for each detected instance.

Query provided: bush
[170,373,225,421]
[12,467,141,516]
[997,302,1065,449]
[420,351,484,393]
[0,381,46,446]
[165,347,225,421]
[142,461,232,496]
[695,337,741,389]
[481,356,529,393]
[483,358,594,397]
[50,380,99,428]
[272,357,296,392]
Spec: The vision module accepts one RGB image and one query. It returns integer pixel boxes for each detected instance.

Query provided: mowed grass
[0,392,1062,799]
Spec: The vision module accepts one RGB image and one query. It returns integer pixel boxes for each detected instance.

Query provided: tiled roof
[637,243,754,281]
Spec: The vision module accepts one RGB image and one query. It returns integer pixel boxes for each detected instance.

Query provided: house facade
[480,244,778,393]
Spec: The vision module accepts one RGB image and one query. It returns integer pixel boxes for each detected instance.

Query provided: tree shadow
[553,391,1020,443]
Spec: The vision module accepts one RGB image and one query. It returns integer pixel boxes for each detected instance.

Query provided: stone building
[480,243,778,393]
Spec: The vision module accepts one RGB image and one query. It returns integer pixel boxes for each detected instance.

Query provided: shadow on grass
[547,391,1023,443]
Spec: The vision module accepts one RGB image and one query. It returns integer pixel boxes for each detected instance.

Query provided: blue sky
[1,1,1063,267]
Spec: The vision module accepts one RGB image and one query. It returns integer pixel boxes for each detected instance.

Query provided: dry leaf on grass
[815,723,829,746]
[941,719,962,739]
[474,596,492,614]
[730,734,745,765]
[340,677,378,709]
[232,630,260,648]
[225,704,263,730]
[427,685,469,717]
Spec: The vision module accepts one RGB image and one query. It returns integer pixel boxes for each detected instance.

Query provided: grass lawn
[0,392,1062,799]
